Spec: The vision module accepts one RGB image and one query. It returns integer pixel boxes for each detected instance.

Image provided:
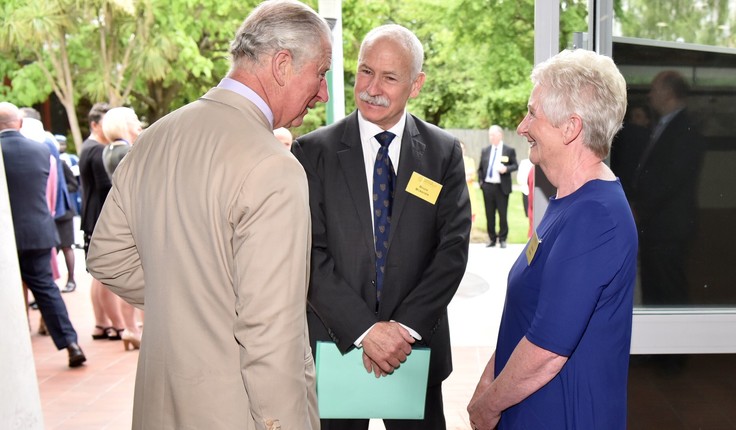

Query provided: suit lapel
[337,113,377,257]
[389,114,426,245]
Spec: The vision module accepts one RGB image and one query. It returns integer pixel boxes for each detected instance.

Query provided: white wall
[0,149,44,429]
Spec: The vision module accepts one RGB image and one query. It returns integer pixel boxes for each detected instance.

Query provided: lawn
[469,186,530,244]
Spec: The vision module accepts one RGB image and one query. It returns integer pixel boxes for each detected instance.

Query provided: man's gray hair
[229,0,331,71]
[361,24,424,79]
[530,49,627,159]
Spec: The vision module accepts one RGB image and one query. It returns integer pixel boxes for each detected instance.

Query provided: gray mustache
[358,91,389,107]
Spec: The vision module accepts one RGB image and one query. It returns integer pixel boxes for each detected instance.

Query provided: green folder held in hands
[315,341,431,419]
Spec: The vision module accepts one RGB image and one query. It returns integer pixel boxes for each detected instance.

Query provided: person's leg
[481,184,496,244]
[18,249,78,349]
[384,383,445,430]
[497,190,510,243]
[90,278,112,339]
[99,283,125,339]
[60,246,76,292]
[119,300,142,350]
[56,216,77,292]
[488,186,499,243]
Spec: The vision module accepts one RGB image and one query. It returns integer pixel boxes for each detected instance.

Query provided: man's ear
[409,72,426,99]
[563,114,583,145]
[272,50,293,87]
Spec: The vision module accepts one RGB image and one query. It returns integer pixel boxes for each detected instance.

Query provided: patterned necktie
[373,131,396,304]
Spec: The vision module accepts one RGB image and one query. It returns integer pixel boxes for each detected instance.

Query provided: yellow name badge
[406,172,443,205]
[501,156,509,163]
[526,231,541,265]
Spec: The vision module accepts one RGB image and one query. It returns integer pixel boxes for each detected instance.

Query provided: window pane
[614,1,736,49]
[628,354,736,428]
[610,36,736,307]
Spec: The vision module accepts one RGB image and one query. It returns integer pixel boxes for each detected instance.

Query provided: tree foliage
[614,0,735,47]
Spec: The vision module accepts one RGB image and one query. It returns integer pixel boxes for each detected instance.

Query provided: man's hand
[361,322,415,376]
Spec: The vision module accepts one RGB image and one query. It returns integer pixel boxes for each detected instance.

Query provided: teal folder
[315,341,431,419]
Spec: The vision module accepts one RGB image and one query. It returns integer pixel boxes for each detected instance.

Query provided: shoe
[486,241,496,248]
[61,281,76,293]
[38,317,48,335]
[500,241,507,249]
[121,329,141,351]
[106,327,124,341]
[92,325,110,340]
[67,343,87,368]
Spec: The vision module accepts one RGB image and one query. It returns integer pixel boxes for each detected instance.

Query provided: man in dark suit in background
[0,101,85,368]
[632,70,705,305]
[293,24,471,429]
[478,124,518,248]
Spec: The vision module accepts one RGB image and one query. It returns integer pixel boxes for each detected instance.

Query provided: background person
[101,106,142,178]
[293,24,471,429]
[632,70,704,306]
[467,49,637,430]
[478,124,517,248]
[99,105,144,351]
[0,101,86,368]
[78,102,127,341]
[273,126,294,149]
[87,1,331,428]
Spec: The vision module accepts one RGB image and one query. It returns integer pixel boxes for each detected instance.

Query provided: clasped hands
[361,321,415,377]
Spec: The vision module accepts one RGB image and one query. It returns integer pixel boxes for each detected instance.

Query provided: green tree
[0,0,158,150]
[614,0,734,48]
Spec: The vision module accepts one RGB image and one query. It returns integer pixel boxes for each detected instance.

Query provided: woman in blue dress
[468,49,637,430]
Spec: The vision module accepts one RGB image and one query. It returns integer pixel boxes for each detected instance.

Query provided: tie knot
[375,131,396,148]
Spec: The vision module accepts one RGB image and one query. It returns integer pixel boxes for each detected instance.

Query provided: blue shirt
[495,179,637,429]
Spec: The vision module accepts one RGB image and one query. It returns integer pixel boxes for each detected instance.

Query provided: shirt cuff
[353,321,423,348]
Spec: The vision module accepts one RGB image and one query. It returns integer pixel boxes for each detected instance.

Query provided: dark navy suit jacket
[293,112,471,385]
[477,143,518,195]
[1,130,60,250]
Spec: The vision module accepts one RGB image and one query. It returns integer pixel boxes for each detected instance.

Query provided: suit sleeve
[230,154,316,429]
[478,148,487,183]
[87,182,146,308]
[505,147,518,173]
[391,139,472,342]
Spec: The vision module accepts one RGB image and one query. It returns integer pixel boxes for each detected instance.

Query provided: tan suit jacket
[88,88,318,430]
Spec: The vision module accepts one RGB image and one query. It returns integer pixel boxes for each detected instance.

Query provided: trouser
[319,383,446,430]
[18,248,78,349]
[481,183,509,242]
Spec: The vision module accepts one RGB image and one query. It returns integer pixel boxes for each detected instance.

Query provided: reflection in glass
[614,1,735,48]
[628,354,736,428]
[611,39,736,306]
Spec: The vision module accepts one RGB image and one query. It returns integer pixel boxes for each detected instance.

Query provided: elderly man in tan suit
[87,1,332,429]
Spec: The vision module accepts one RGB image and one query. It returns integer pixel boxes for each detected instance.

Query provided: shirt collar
[357,110,407,143]
[217,77,274,128]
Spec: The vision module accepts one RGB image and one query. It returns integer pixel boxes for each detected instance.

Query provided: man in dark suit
[632,70,705,305]
[478,125,518,248]
[293,24,471,429]
[0,101,85,367]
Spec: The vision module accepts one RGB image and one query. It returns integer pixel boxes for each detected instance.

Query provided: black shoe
[67,343,87,368]
[61,281,76,293]
[486,241,496,248]
[500,241,507,248]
